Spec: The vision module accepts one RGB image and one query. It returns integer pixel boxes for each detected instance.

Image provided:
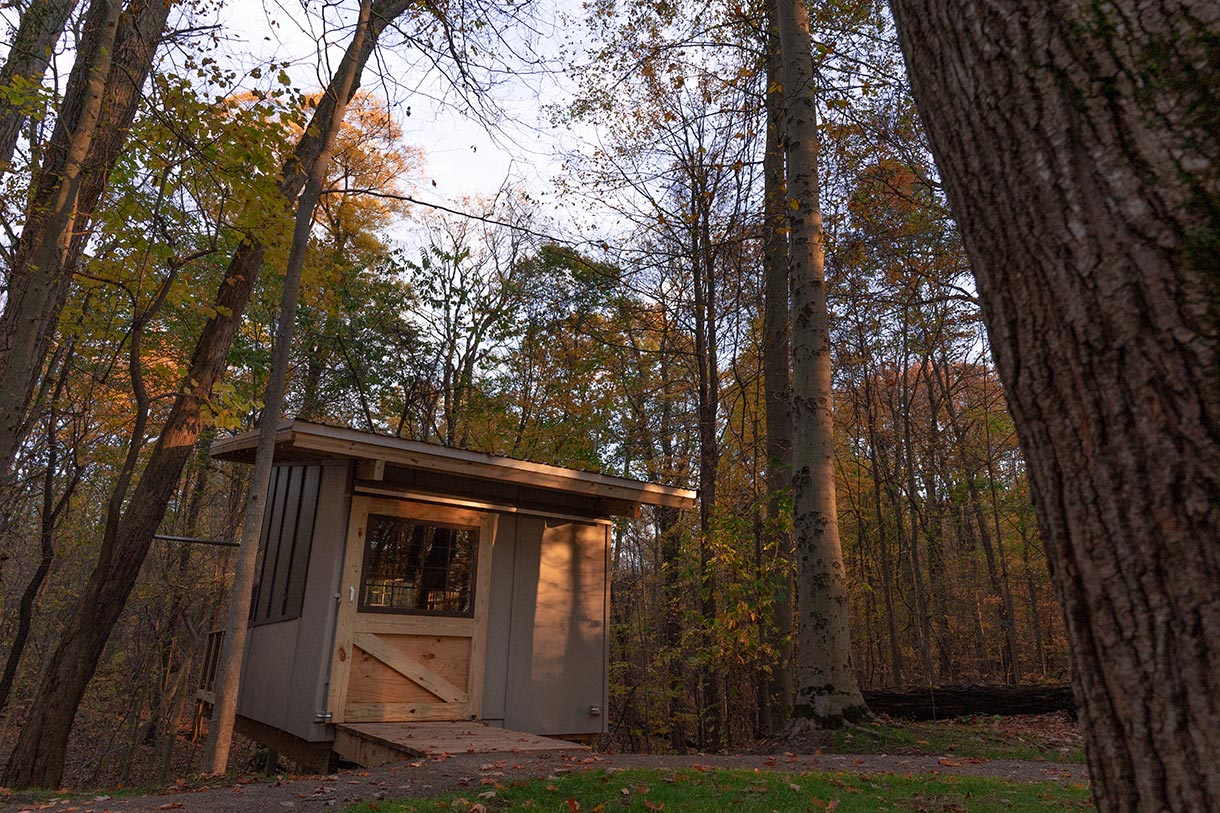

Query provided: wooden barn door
[327,496,496,723]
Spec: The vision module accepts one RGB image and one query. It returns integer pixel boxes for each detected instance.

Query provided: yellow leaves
[790,199,801,211]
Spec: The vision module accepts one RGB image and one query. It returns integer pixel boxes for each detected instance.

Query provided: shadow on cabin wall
[497,516,606,736]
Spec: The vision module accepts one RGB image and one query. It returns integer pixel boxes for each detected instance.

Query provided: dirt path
[1,751,1089,813]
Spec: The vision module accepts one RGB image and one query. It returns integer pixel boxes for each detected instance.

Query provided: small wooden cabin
[208,420,694,767]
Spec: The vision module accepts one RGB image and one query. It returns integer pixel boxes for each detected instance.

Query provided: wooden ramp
[333,721,589,767]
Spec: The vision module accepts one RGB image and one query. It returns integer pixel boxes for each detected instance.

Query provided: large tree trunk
[0,0,411,788]
[204,0,375,773]
[654,327,688,753]
[0,0,80,173]
[863,683,1076,721]
[887,2,1220,810]
[0,0,171,485]
[773,0,865,726]
[691,184,721,751]
[760,6,794,729]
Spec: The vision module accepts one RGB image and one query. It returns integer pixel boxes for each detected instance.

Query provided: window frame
[356,510,482,619]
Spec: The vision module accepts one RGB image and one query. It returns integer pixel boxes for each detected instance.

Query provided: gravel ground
[1,749,1090,813]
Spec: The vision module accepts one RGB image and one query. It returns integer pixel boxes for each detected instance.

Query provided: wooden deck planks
[333,721,589,760]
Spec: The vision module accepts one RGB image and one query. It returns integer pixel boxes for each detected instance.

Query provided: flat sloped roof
[210,420,697,510]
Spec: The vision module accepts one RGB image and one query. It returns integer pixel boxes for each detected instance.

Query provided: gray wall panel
[480,513,517,720]
[285,461,352,742]
[238,461,351,742]
[237,621,297,730]
[504,517,607,736]
[504,516,542,732]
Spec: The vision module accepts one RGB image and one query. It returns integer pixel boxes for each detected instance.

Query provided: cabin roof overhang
[210,420,697,512]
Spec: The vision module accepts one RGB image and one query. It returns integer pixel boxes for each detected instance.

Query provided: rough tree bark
[0,0,171,486]
[772,0,866,725]
[0,0,412,788]
[887,2,1220,811]
[0,0,81,173]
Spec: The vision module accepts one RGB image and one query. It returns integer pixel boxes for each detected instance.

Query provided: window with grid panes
[358,513,477,616]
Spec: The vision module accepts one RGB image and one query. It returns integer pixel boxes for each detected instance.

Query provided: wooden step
[333,721,589,767]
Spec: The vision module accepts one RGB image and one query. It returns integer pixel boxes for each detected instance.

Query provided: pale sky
[219,0,579,209]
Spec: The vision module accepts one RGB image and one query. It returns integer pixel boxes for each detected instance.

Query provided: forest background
[0,0,1065,787]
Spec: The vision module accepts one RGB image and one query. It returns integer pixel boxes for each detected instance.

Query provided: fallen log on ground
[862,684,1076,720]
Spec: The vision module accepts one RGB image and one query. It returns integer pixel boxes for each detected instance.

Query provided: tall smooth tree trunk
[654,329,688,753]
[691,191,721,750]
[0,0,172,486]
[888,2,1220,810]
[859,365,903,686]
[933,357,1021,683]
[761,6,794,727]
[773,0,865,726]
[1,0,412,788]
[1017,524,1049,677]
[920,362,954,679]
[0,0,80,173]
[895,331,934,682]
[981,392,1022,684]
[204,0,374,774]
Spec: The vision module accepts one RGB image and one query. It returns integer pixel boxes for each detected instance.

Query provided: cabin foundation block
[234,715,339,774]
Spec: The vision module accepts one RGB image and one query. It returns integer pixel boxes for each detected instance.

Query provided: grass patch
[345,767,1093,812]
[829,719,1086,764]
